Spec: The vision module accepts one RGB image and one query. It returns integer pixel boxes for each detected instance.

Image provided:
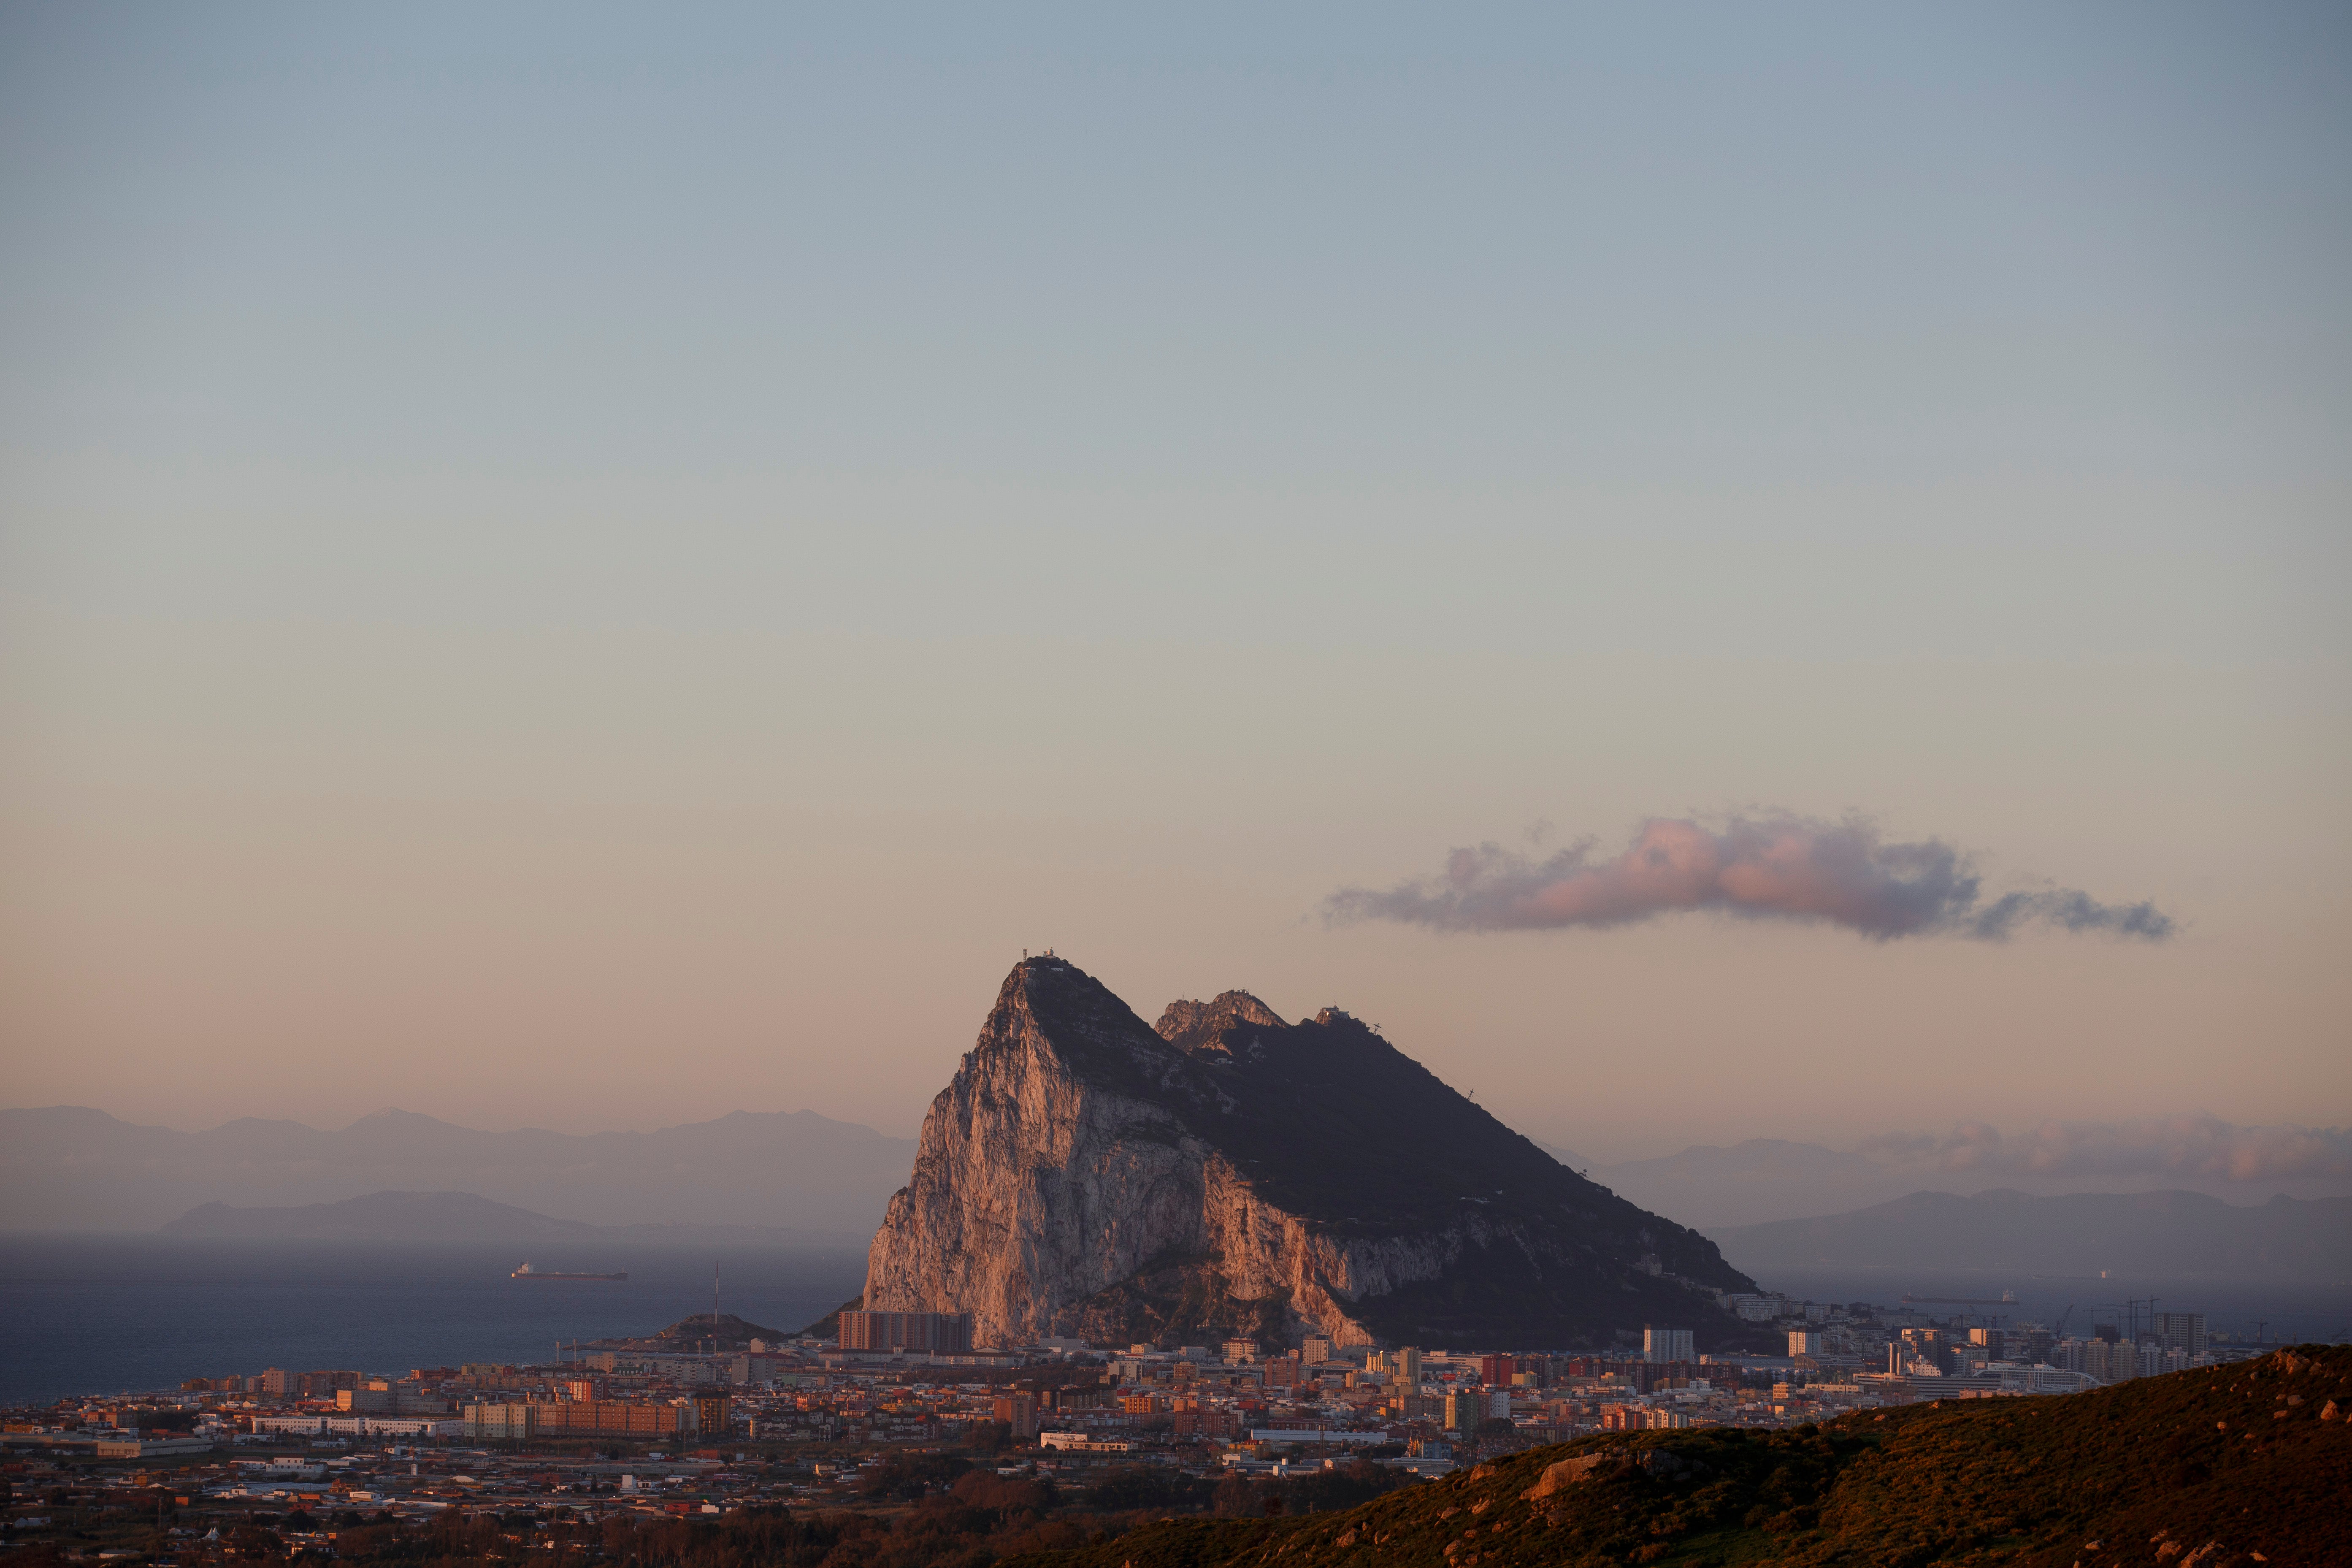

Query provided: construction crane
[2089,1297,2159,1345]
[2054,1304,2075,1339]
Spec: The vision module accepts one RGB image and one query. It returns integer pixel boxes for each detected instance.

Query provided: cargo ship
[511,1262,628,1281]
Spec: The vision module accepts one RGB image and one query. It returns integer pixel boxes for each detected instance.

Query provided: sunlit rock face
[860,957,1753,1350]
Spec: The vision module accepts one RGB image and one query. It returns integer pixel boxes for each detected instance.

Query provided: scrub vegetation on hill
[1006,1346,2352,1568]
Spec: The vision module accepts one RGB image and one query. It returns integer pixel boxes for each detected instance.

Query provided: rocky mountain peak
[861,954,1755,1351]
[1153,989,1288,1057]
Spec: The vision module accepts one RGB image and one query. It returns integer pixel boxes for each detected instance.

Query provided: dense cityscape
[2,1288,2273,1565]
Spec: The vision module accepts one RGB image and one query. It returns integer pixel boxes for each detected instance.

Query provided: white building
[1643,1327,1694,1363]
[1995,1365,2098,1394]
[326,1415,463,1438]
[93,1436,214,1459]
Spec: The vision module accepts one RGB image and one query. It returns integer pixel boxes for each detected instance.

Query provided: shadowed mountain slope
[862,957,1754,1350]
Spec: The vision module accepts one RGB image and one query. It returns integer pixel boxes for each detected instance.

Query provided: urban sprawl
[0,1291,2257,1561]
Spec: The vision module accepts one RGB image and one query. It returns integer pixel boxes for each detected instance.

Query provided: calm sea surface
[4,1240,2344,1404]
[0,1237,868,1404]
[1743,1264,2352,1344]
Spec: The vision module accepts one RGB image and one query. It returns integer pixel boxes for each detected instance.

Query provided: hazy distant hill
[0,1105,914,1235]
[164,1191,603,1242]
[1582,1139,1920,1227]
[1551,1136,2352,1228]
[159,1189,820,1244]
[1710,1187,2352,1280]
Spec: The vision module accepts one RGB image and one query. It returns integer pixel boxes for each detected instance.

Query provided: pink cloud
[1326,812,2171,941]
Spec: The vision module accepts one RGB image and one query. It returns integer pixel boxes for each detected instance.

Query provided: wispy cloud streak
[1324,813,2172,941]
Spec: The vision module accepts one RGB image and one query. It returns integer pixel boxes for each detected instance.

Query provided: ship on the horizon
[511,1262,627,1281]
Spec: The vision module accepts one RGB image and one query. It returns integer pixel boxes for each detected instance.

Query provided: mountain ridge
[158,1189,857,1245]
[1711,1185,2352,1279]
[0,1105,914,1233]
[861,957,1757,1350]
[1554,1132,2352,1228]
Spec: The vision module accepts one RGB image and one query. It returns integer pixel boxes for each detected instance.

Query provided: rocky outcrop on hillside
[860,957,1754,1350]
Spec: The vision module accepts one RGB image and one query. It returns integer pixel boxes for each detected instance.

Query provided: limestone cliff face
[861,958,1753,1351]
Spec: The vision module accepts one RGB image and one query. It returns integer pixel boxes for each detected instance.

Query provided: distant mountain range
[153,1181,2352,1289]
[1541,1137,2351,1229]
[0,1105,915,1236]
[1709,1188,2352,1280]
[11,1102,2344,1253]
[159,1190,818,1245]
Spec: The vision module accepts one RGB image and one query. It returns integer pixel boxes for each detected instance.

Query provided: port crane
[2086,1297,2159,1349]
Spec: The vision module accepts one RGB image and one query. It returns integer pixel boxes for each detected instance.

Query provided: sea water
[0,1237,868,1404]
[1744,1264,2351,1344]
[5,1240,2341,1404]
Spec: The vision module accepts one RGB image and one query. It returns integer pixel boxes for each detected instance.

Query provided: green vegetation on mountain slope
[1006,1346,2352,1568]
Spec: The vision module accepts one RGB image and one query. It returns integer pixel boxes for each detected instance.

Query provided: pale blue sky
[3,5,2347,1159]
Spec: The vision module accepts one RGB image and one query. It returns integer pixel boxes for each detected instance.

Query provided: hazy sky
[4,4,2347,1165]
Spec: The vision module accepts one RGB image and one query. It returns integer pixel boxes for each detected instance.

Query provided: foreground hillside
[1009,1346,2352,1568]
